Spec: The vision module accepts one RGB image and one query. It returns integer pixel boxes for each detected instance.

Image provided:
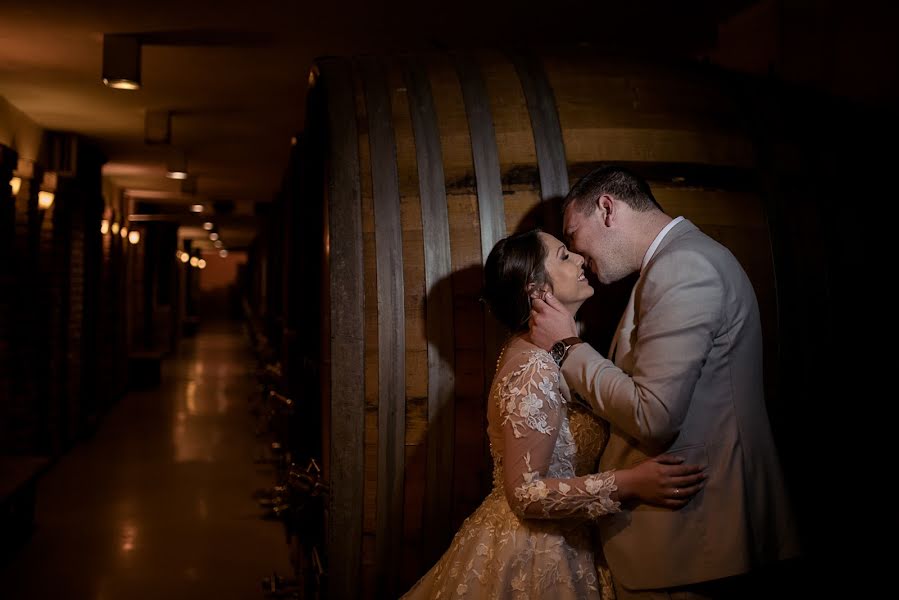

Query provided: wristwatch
[550,337,583,366]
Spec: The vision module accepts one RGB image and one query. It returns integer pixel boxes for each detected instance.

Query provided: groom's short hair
[564,165,662,215]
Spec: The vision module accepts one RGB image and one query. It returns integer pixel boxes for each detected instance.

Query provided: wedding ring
[674,488,680,496]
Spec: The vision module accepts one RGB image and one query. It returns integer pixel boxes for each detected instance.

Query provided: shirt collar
[641,216,685,271]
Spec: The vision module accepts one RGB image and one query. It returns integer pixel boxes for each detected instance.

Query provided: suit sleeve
[562,249,724,449]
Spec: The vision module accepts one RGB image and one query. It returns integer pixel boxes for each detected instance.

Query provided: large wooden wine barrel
[294,48,780,599]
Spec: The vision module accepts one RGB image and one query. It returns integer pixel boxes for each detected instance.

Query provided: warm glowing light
[119,521,138,553]
[180,252,190,264]
[120,226,128,239]
[190,204,204,213]
[219,249,228,258]
[202,222,214,231]
[197,259,206,269]
[190,257,199,267]
[38,191,54,209]
[166,149,188,180]
[213,240,223,248]
[128,230,140,244]
[104,78,140,90]
[209,232,219,241]
[111,222,121,235]
[186,380,197,414]
[100,219,110,235]
[10,176,22,196]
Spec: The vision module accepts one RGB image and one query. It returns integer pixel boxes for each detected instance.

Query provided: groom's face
[563,202,628,285]
[564,204,605,281]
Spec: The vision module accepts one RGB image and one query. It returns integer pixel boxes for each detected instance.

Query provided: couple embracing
[403,166,799,599]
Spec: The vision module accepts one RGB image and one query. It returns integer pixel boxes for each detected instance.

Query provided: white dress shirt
[641,216,684,271]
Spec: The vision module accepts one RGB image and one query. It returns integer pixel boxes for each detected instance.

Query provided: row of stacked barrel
[239,47,870,598]
[243,310,328,599]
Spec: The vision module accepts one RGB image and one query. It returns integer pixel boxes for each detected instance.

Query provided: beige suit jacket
[562,219,799,590]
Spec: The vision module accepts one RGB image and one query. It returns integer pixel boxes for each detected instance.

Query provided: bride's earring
[527,283,548,302]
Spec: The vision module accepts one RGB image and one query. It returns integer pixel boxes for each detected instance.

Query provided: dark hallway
[0,321,290,600]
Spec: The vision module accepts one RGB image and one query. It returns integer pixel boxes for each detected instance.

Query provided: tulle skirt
[402,488,614,599]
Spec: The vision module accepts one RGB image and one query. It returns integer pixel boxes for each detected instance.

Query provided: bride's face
[536,232,594,308]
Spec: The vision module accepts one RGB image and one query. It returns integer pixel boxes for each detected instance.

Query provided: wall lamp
[38,191,55,210]
[38,171,57,210]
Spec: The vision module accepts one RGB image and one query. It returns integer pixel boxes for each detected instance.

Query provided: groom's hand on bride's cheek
[530,293,577,350]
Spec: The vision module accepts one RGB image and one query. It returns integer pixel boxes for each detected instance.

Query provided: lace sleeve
[498,350,621,520]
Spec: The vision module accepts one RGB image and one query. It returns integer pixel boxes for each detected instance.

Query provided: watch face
[551,342,565,363]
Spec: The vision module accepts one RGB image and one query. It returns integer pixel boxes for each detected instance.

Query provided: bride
[402,230,706,599]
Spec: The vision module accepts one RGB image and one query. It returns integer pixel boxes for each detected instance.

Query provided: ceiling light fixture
[102,34,142,90]
[202,222,214,231]
[144,110,171,144]
[166,149,189,180]
[190,204,204,213]
[10,176,22,196]
[209,232,219,241]
[128,230,140,244]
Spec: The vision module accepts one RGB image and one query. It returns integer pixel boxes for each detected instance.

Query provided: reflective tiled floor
[1,321,291,600]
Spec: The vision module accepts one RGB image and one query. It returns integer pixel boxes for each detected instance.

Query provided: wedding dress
[402,337,618,599]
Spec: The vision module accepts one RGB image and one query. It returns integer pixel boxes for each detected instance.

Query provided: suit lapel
[609,282,638,369]
[608,219,697,368]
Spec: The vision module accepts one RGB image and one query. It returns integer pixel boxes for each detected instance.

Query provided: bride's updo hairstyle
[483,229,551,332]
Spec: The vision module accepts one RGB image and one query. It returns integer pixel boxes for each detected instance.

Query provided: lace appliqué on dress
[402,347,619,600]
[498,351,620,520]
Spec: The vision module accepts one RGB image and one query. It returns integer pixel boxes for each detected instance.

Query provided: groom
[530,166,799,599]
